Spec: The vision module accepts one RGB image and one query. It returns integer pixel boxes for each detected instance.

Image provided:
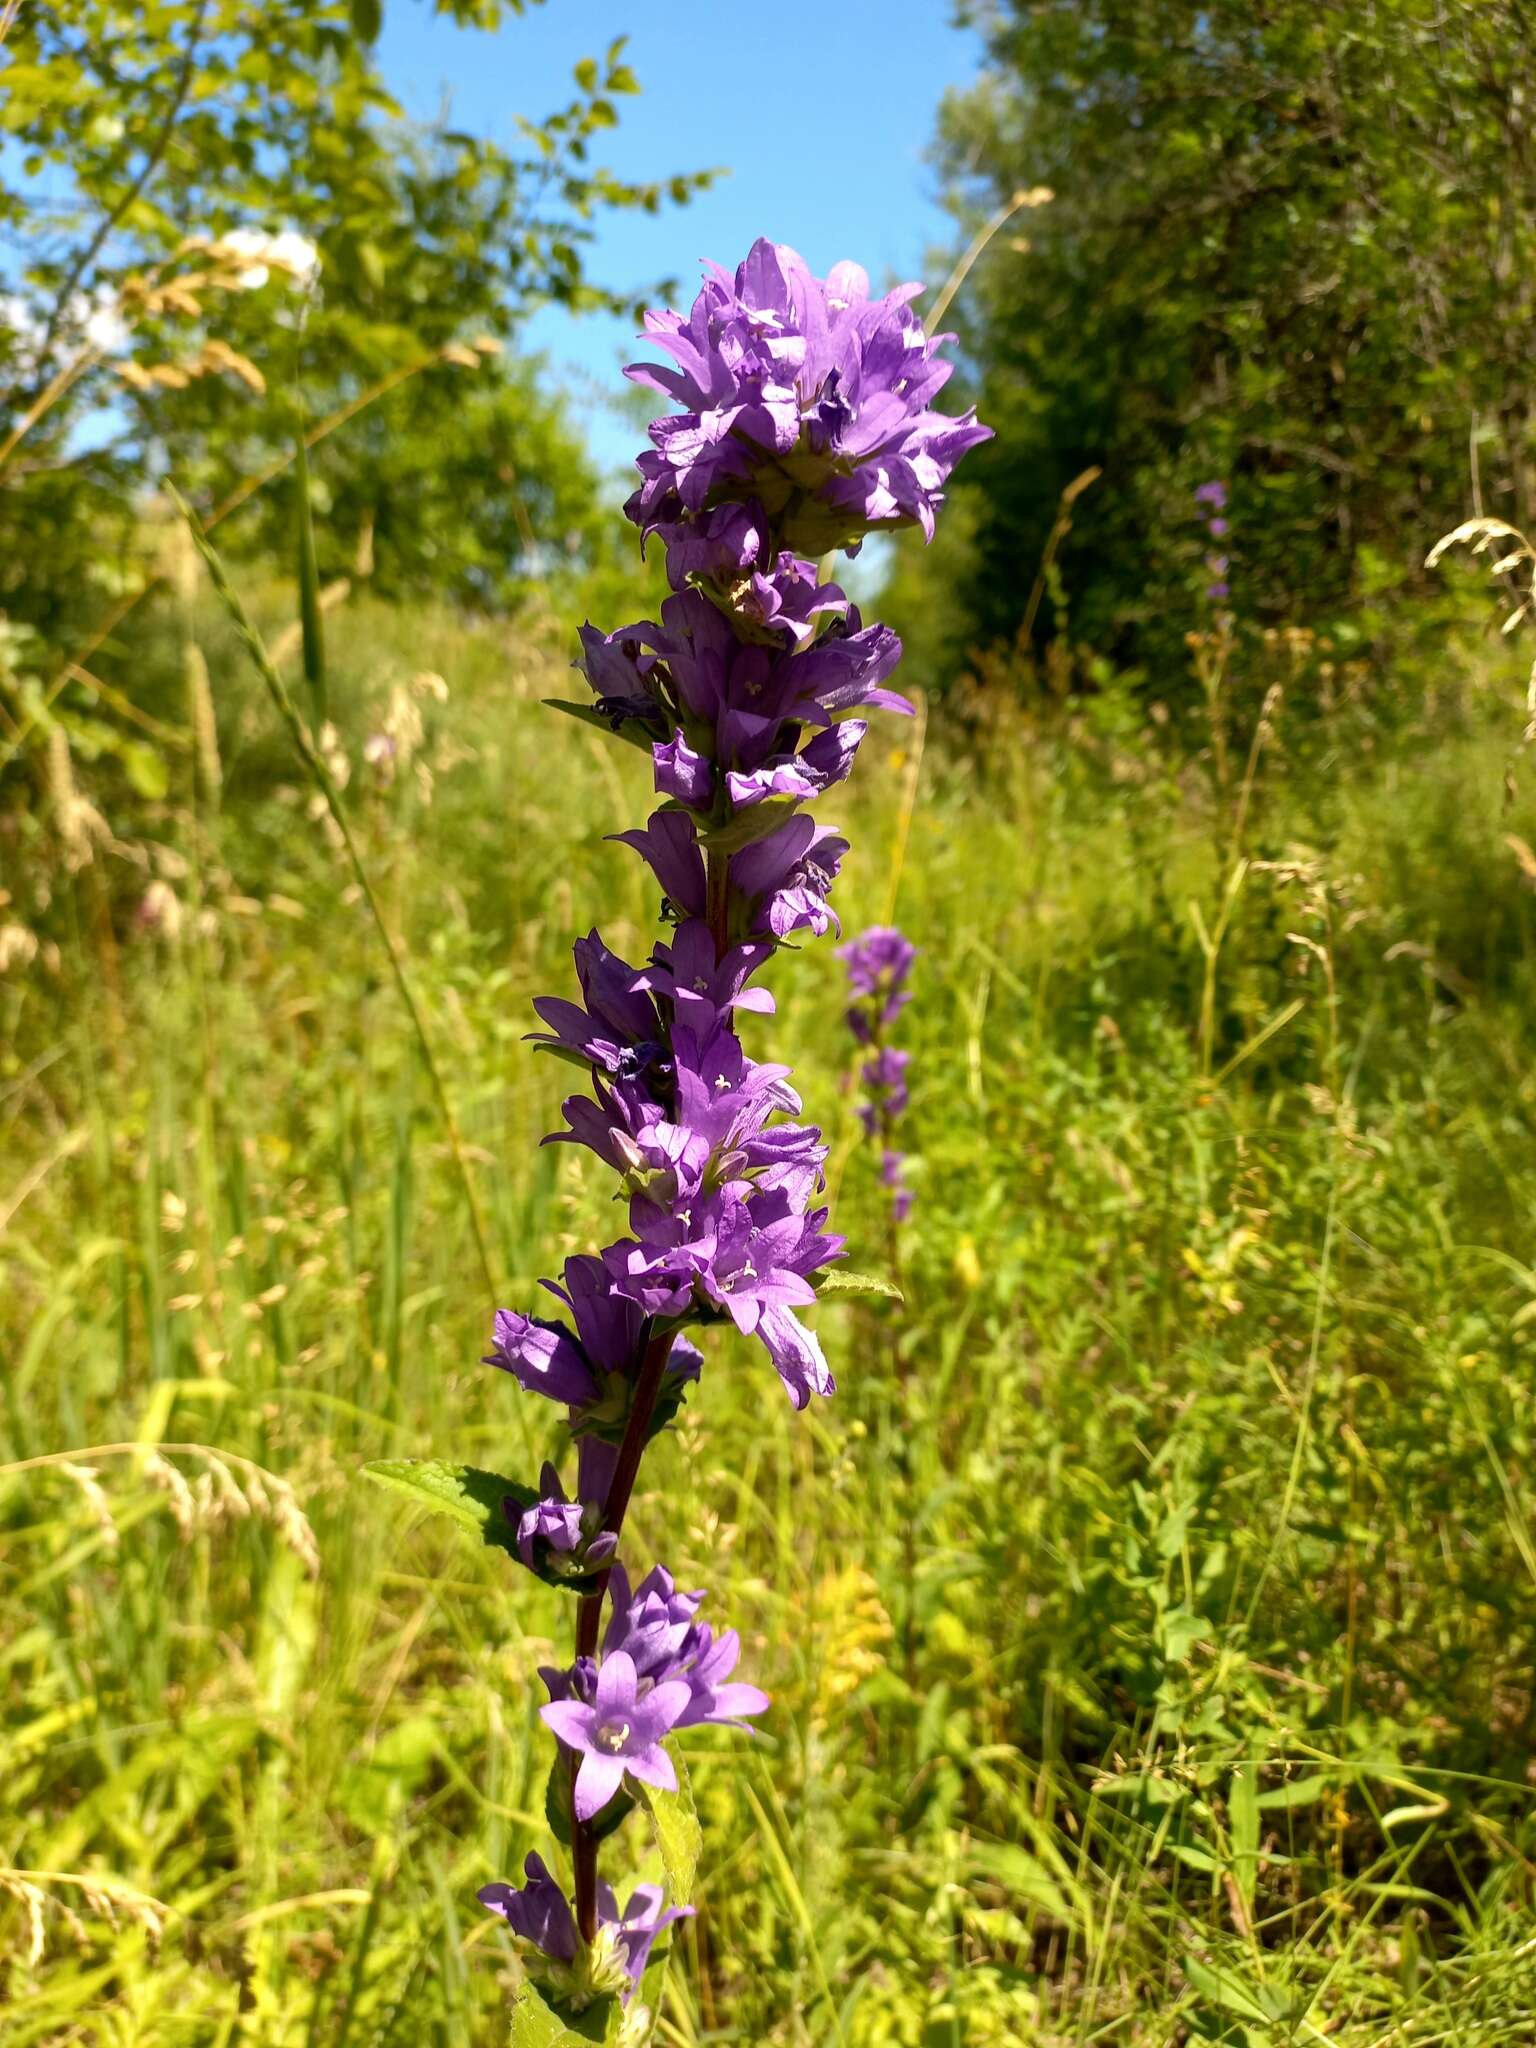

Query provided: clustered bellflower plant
[373,240,988,2037]
[841,927,917,1221]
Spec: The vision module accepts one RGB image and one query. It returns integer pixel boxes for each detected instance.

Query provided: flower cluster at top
[474,239,988,2026]
[1195,478,1230,603]
[841,926,917,1222]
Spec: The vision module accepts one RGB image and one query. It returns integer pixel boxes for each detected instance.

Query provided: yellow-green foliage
[4,595,1536,2042]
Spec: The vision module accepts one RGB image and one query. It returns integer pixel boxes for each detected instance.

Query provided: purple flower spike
[1194,479,1228,509]
[844,924,917,1221]
[542,1649,692,1820]
[465,238,981,1987]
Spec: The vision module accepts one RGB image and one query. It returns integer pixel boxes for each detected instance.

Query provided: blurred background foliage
[6,1,1536,2043]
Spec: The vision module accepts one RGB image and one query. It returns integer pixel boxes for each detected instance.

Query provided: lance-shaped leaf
[637,1750,702,1908]
[508,1980,624,2046]
[364,1460,534,1560]
[544,698,659,754]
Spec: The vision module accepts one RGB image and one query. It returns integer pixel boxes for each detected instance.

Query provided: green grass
[5,590,1536,2043]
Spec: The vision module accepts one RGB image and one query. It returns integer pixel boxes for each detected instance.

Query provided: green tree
[890,0,1536,691]
[0,3,706,628]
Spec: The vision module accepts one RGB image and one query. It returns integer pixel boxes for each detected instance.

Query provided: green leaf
[363,1460,611,1592]
[637,1750,701,1907]
[1255,1773,1332,1810]
[1182,1956,1285,2024]
[815,1269,903,1303]
[542,699,657,755]
[120,741,169,801]
[966,1840,1074,1925]
[1229,1761,1260,1908]
[348,0,383,43]
[507,1981,622,2045]
[363,1460,533,1559]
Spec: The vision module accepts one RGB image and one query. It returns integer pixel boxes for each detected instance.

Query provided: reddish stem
[570,1322,677,1941]
[706,845,730,959]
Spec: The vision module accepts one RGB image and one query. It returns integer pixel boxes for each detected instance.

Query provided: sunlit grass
[4,593,1536,2042]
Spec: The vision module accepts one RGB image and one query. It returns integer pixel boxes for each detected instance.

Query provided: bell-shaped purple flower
[483,1309,600,1407]
[731,815,849,939]
[478,1853,694,2009]
[529,931,668,1082]
[513,1461,620,1579]
[541,1649,692,1820]
[478,1852,578,1963]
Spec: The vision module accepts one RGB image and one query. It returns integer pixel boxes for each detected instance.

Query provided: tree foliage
[0,2,708,624]
[889,0,1536,687]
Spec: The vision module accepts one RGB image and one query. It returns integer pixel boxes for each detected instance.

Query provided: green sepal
[543,698,658,755]
[815,1269,904,1303]
[545,1760,636,1849]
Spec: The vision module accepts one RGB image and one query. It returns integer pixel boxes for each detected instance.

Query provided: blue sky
[378,1,982,470]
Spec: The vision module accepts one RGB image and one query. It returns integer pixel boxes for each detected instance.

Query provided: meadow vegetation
[6,1,1536,2040]
[5,575,1536,2042]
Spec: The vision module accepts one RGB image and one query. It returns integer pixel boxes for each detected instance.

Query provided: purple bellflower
[459,240,985,2026]
[842,925,917,1221]
[1195,481,1233,607]
[479,1852,693,2010]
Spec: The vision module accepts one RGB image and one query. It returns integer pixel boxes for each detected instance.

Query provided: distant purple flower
[858,1046,911,1133]
[844,924,916,1220]
[542,1649,693,1819]
[840,925,915,1042]
[1194,480,1228,509]
[1207,515,1229,538]
[881,1149,913,1224]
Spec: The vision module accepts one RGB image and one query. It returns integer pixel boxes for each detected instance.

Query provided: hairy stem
[570,1322,678,1941]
